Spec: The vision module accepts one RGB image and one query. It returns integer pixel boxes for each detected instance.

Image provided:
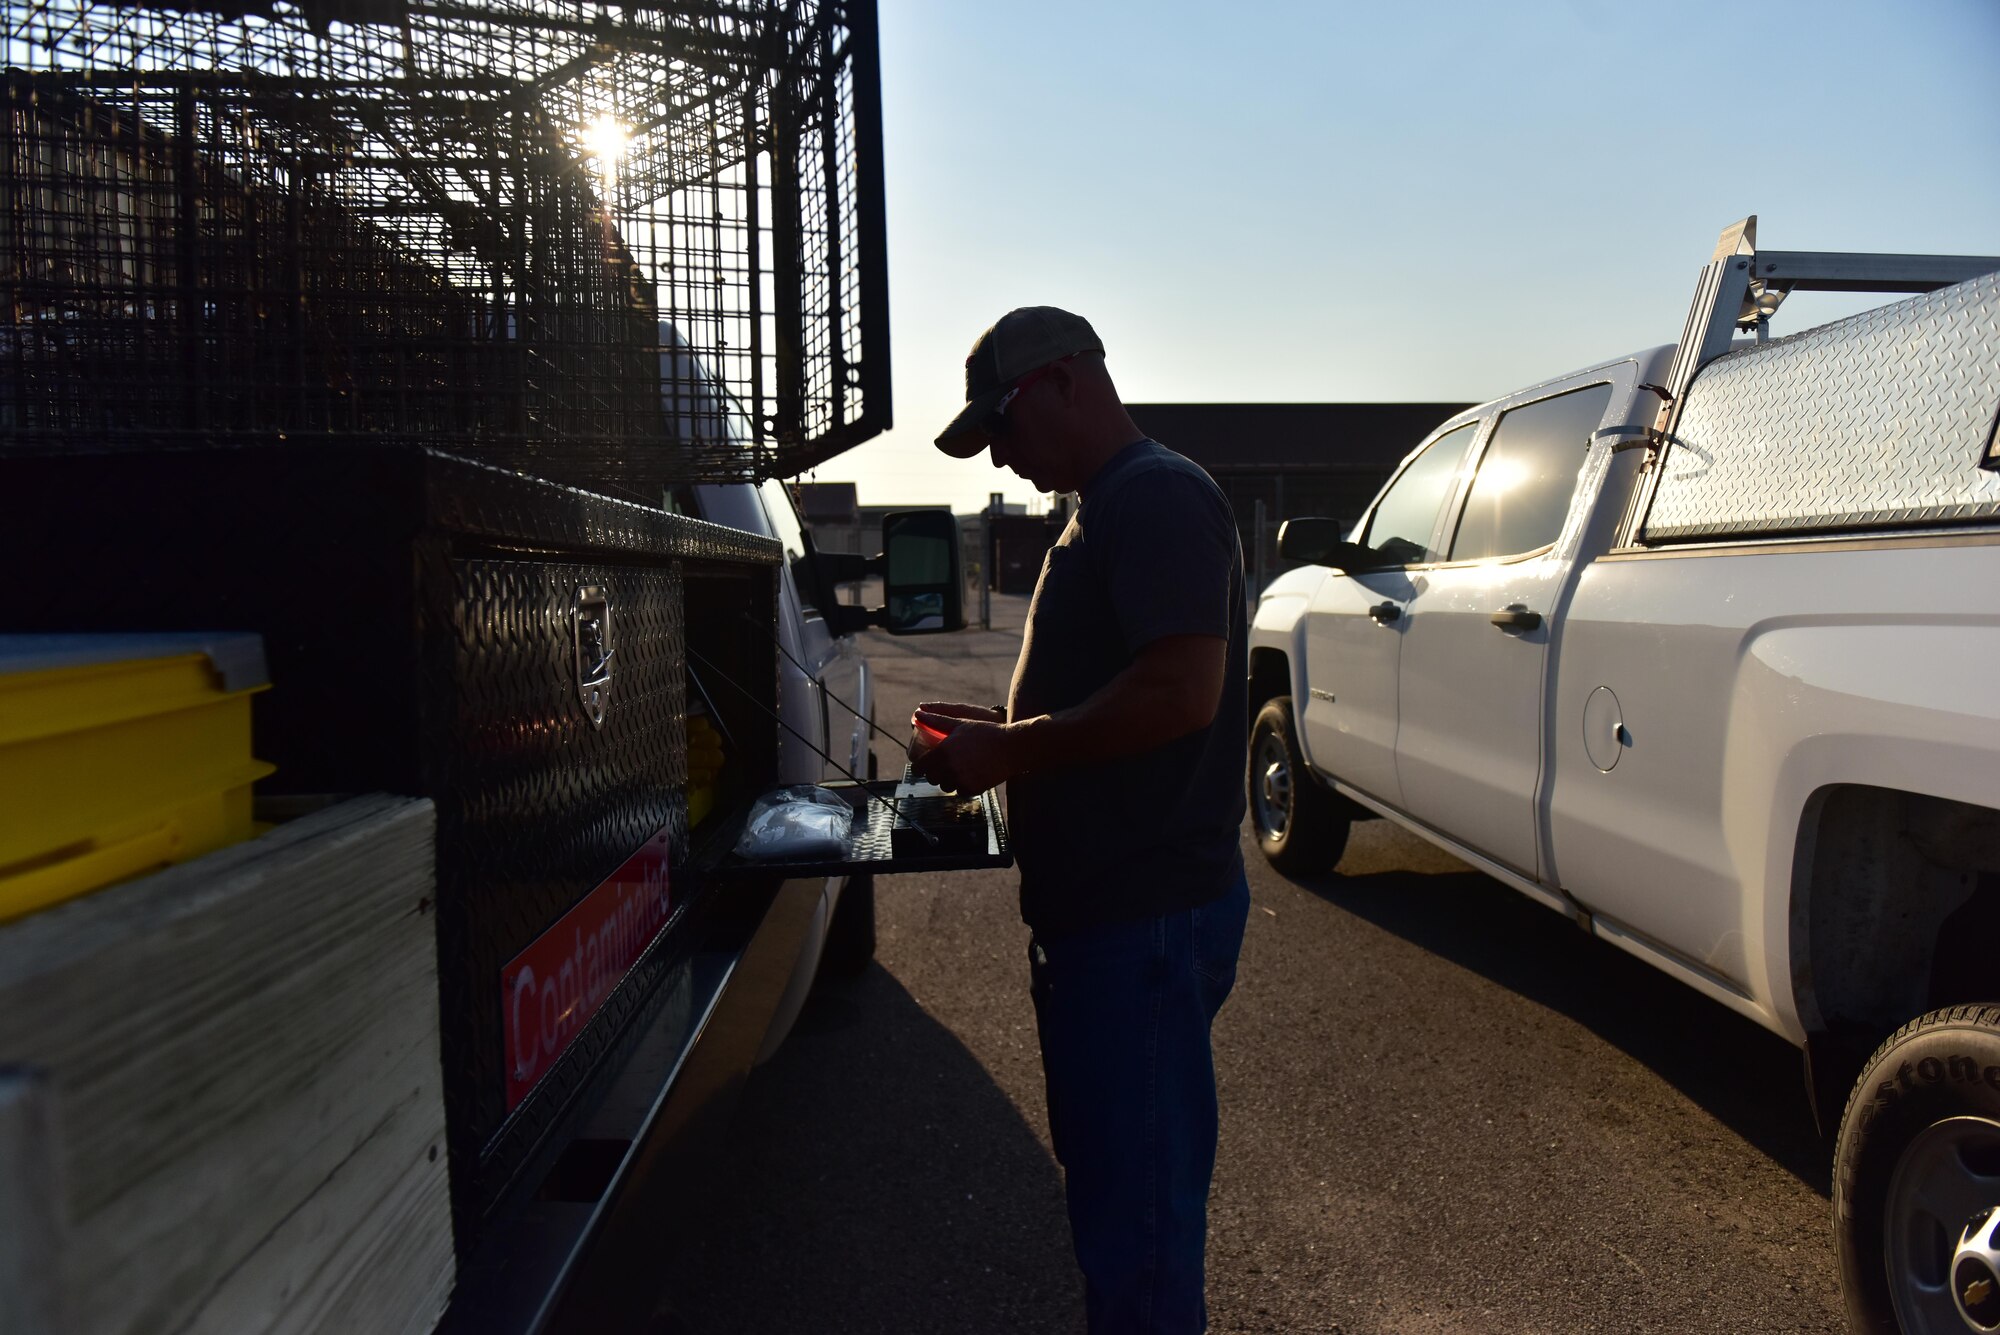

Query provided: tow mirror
[880,509,965,634]
[1277,518,1385,573]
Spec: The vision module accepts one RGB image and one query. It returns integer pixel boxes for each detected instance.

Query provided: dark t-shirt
[1006,439,1248,939]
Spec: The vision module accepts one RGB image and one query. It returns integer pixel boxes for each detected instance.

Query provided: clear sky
[802,0,2000,516]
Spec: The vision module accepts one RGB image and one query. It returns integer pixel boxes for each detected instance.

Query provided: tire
[821,749,878,978]
[1247,696,1351,876]
[1834,1003,2000,1334]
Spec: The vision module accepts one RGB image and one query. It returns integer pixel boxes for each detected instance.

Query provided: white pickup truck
[1247,220,2000,1334]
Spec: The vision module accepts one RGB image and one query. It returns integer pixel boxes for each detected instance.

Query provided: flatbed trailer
[0,2,1006,1329]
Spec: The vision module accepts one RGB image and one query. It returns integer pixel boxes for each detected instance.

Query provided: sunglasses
[983,354,1074,438]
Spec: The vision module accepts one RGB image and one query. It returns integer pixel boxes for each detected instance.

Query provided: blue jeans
[1028,863,1251,1334]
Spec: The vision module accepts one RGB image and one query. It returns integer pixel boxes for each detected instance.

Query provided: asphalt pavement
[660,594,1844,1333]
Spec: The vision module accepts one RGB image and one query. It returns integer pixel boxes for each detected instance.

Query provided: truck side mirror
[1276,517,1386,574]
[881,509,965,634]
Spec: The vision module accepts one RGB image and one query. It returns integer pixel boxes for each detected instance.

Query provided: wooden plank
[0,1068,63,1335]
[0,795,455,1335]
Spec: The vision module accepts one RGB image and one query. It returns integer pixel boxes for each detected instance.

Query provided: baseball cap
[934,306,1105,457]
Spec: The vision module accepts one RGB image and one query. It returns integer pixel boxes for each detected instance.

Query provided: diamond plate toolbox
[0,444,781,1248]
[1644,271,2000,542]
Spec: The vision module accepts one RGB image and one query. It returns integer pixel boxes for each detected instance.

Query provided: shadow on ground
[1296,821,1831,1195]
[657,964,1080,1335]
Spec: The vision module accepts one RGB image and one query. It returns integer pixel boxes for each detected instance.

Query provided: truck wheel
[1248,696,1350,875]
[1835,1004,2000,1334]
[821,749,878,978]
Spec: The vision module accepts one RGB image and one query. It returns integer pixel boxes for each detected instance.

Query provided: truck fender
[1726,619,2000,1049]
[1248,565,1327,772]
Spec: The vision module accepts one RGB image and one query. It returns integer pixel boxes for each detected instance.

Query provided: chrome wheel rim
[1251,729,1291,844]
[1886,1115,2000,1333]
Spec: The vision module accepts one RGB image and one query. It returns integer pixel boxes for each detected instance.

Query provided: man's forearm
[910,636,1227,794]
[1007,636,1224,773]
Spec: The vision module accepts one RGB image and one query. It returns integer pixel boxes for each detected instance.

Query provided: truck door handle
[1368,601,1401,624]
[1489,605,1542,632]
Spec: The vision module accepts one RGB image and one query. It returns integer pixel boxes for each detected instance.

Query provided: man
[913,307,1251,1334]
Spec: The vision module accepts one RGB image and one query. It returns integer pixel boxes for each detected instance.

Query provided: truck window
[1359,422,1480,565]
[1448,383,1613,561]
[760,478,818,613]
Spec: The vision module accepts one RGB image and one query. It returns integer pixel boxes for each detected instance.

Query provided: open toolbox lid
[703,769,1011,881]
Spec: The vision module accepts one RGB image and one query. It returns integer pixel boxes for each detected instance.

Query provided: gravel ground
[661,595,1844,1334]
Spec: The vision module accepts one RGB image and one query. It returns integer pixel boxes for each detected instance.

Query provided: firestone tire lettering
[1834,1003,2000,1334]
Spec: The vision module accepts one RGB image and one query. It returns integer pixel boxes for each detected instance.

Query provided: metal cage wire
[0,0,889,491]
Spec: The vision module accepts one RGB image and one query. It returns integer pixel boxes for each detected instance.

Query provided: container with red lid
[909,710,960,764]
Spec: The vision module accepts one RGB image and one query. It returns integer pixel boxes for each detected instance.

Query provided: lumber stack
[0,795,454,1335]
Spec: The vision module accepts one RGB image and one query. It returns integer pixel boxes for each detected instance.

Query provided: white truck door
[1395,383,1615,878]
[756,479,835,784]
[1300,422,1480,809]
[759,479,867,778]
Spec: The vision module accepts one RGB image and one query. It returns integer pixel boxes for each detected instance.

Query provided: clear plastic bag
[732,785,855,860]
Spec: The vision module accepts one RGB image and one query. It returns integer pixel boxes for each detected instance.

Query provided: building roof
[1127,402,1473,473]
[855,503,954,521]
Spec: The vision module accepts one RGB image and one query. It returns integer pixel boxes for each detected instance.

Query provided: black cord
[738,610,902,746]
[685,652,739,754]
[685,648,938,847]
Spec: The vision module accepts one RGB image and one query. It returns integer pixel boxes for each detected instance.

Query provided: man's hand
[911,710,1018,795]
[905,699,1004,769]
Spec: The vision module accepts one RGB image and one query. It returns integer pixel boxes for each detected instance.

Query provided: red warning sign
[501,828,672,1110]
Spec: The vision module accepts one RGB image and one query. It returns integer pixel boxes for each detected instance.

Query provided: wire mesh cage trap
[1,0,888,491]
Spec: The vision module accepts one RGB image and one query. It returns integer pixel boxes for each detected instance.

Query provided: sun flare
[580,114,630,174]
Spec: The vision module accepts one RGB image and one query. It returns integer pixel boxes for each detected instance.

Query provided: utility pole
[982,492,1000,630]
[1252,497,1267,602]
